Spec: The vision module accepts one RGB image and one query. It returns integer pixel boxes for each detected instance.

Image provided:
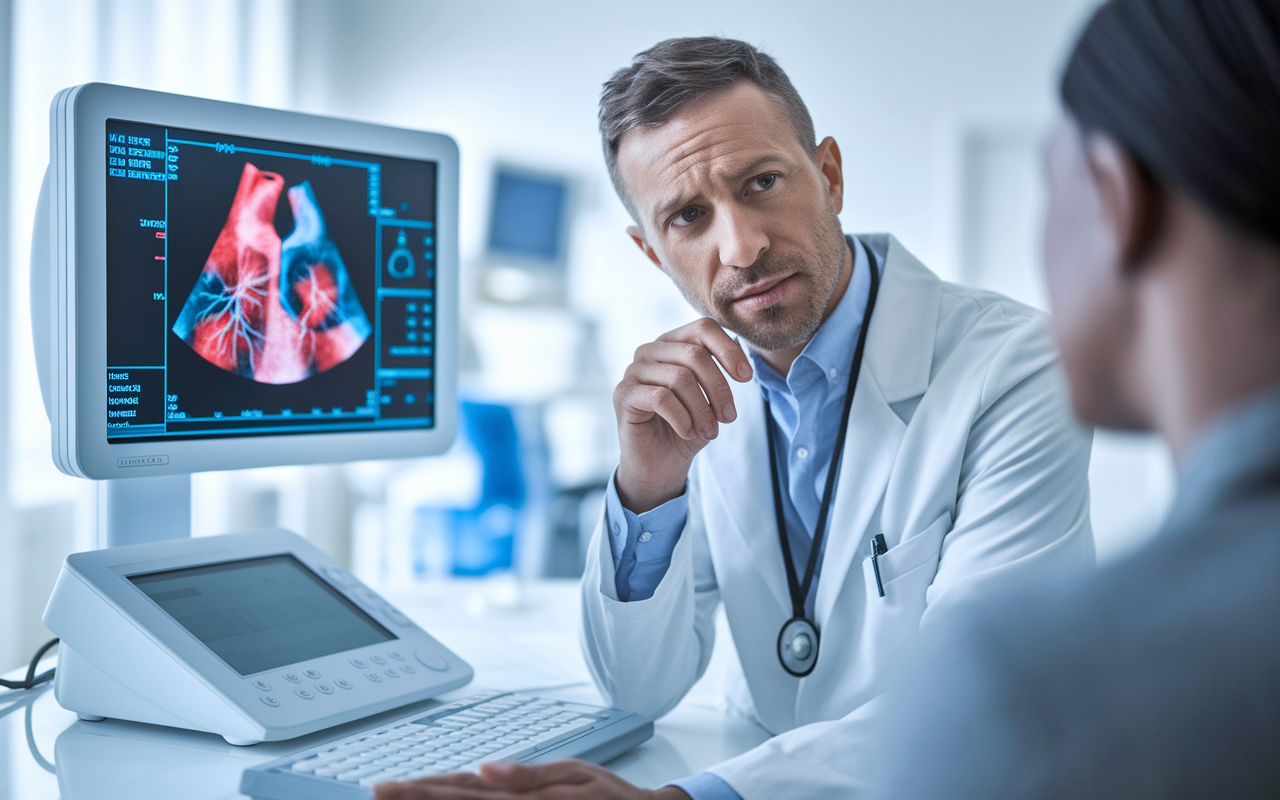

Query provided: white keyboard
[241,691,653,799]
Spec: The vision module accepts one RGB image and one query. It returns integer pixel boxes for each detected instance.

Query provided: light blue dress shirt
[602,236,878,800]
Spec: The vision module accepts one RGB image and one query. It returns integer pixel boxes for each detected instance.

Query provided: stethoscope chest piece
[777,617,820,677]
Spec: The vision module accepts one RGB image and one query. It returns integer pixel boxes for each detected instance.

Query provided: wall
[291,0,1173,559]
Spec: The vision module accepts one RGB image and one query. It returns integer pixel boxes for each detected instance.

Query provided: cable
[0,638,59,690]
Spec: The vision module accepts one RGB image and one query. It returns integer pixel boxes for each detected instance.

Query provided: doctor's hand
[373,759,692,800]
[613,318,753,513]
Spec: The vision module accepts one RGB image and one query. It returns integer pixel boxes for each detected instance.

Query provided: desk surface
[0,578,768,800]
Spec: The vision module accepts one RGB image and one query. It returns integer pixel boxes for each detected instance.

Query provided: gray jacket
[874,384,1280,799]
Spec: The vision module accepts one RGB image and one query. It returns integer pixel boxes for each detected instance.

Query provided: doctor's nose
[715,207,769,270]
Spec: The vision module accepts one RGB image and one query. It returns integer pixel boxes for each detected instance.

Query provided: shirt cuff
[669,772,744,800]
[603,469,688,601]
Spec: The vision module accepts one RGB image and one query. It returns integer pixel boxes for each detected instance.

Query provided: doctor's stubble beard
[689,209,849,354]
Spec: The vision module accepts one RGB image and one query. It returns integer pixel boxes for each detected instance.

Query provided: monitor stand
[96,475,191,549]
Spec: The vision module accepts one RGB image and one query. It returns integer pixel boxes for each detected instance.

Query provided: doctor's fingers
[655,318,753,384]
[632,339,738,423]
[479,759,647,799]
[618,362,720,440]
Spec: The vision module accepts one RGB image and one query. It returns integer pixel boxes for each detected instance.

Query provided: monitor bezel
[63,83,458,478]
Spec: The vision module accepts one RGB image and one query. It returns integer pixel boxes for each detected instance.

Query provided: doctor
[376,36,1093,800]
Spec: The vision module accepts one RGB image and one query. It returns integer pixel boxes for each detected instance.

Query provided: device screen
[104,120,438,443]
[129,554,395,675]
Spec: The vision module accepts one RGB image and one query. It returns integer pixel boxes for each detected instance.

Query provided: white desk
[0,578,769,800]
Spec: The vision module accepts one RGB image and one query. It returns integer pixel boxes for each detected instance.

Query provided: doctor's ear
[1084,133,1164,273]
[816,137,845,214]
[627,225,665,270]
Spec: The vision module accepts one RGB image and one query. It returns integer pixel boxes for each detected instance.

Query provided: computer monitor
[481,164,571,305]
[32,83,458,486]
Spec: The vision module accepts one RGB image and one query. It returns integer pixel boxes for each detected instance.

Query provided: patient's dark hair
[599,37,816,221]
[1062,0,1280,245]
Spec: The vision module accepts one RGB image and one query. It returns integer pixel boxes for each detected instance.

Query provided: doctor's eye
[752,173,778,191]
[672,207,702,227]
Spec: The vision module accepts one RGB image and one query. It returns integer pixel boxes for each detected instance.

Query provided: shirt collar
[749,235,874,398]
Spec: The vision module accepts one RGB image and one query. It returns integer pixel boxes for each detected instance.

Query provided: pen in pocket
[870,534,888,597]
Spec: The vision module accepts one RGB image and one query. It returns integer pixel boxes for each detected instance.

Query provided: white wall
[292,0,1172,558]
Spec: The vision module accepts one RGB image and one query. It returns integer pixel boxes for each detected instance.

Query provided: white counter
[0,578,768,800]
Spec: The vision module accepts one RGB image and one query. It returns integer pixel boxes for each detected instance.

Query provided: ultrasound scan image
[172,162,372,384]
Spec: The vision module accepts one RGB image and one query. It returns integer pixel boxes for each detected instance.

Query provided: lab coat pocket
[858,512,951,673]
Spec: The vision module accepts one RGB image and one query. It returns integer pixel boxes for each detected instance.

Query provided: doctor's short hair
[599,37,817,222]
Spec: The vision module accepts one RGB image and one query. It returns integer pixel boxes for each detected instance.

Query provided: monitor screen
[129,554,395,676]
[486,168,567,264]
[105,120,439,443]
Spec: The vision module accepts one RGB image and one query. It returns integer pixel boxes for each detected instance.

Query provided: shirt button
[638,531,652,543]
[612,522,620,535]
[797,447,810,459]
[829,367,838,379]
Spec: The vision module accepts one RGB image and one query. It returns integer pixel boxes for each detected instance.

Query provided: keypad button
[304,669,322,680]
[370,655,387,666]
[384,668,400,678]
[283,672,302,684]
[315,683,334,694]
[259,695,280,707]
[388,651,405,661]
[350,658,368,669]
[334,678,353,690]
[399,664,417,675]
[366,672,383,683]
[294,688,315,700]
[415,649,449,672]
[253,680,272,692]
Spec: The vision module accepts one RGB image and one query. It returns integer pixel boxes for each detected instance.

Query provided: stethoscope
[766,236,880,677]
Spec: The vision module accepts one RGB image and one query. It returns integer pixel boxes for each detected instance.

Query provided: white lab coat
[580,234,1094,799]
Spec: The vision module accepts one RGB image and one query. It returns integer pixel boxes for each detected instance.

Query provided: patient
[872,0,1280,796]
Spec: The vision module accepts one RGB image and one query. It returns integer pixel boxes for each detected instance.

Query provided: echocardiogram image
[172,162,372,384]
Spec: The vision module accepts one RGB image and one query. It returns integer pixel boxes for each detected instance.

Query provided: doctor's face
[616,81,848,354]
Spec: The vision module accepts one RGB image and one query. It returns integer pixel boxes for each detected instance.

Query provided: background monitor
[33,83,458,483]
[480,164,572,305]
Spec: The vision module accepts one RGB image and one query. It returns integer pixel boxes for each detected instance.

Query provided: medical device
[43,530,473,745]
[32,82,458,546]
[241,690,653,799]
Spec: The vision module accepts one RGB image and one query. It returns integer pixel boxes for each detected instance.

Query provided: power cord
[0,638,59,690]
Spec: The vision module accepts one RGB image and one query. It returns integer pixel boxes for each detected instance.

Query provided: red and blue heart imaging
[172,163,372,384]
[105,118,438,443]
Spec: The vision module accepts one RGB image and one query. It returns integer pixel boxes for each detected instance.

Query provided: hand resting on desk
[373,759,691,800]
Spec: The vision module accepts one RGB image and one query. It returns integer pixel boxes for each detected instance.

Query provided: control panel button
[315,683,334,694]
[350,658,368,669]
[370,655,387,666]
[334,678,353,690]
[384,668,399,678]
[304,669,322,680]
[399,664,417,675]
[253,680,272,692]
[388,651,405,661]
[414,649,449,672]
[365,672,383,683]
[259,695,280,707]
[283,672,302,684]
[294,688,315,700]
